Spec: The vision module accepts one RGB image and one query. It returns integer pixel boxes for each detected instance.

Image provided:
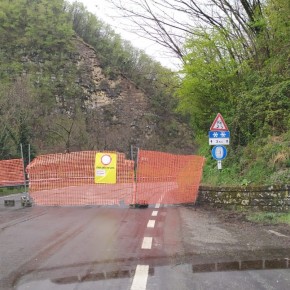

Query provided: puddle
[15,253,290,289]
[16,266,155,289]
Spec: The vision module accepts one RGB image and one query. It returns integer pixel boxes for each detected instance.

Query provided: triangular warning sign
[210,113,229,131]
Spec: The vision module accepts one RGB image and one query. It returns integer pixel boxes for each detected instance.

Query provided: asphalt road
[0,202,290,290]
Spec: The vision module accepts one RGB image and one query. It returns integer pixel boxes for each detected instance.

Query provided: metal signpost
[209,113,230,169]
[211,145,227,169]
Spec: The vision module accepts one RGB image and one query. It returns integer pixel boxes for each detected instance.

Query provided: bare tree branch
[109,0,264,62]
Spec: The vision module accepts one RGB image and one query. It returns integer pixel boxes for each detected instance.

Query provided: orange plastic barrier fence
[0,159,25,187]
[135,150,205,204]
[27,151,134,206]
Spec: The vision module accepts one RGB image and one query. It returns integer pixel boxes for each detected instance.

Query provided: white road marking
[141,237,153,249]
[131,265,149,290]
[147,220,155,228]
[152,210,158,216]
[268,230,289,238]
[156,193,165,205]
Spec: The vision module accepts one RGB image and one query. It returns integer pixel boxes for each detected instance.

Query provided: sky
[67,0,180,70]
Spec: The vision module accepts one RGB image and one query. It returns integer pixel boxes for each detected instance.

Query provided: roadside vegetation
[174,0,290,186]
[0,0,178,158]
[0,186,25,197]
[108,0,290,185]
[247,212,290,225]
[199,131,290,186]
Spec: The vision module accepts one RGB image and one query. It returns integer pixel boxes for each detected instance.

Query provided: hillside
[71,36,195,154]
[0,0,195,160]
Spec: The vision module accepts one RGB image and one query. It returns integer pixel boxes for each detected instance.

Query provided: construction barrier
[26,151,134,206]
[0,159,25,187]
[135,150,205,204]
[26,149,205,206]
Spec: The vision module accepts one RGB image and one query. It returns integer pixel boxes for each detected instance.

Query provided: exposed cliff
[0,0,196,160]
[72,36,196,156]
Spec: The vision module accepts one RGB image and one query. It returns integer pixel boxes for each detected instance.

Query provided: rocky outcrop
[73,36,196,156]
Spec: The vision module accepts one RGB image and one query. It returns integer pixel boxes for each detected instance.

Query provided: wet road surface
[0,204,290,290]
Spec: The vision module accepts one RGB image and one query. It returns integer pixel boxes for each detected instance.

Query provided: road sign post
[209,113,230,170]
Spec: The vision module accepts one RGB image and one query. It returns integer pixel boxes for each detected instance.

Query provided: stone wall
[197,185,290,211]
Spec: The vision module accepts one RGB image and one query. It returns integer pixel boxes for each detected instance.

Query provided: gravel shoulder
[178,205,290,263]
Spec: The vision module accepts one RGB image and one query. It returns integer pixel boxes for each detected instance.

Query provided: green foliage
[176,0,290,185]
[199,132,289,186]
[0,0,74,81]
[0,0,84,157]
[0,186,25,197]
[0,0,181,158]
[0,77,36,159]
[177,29,241,134]
[178,0,289,136]
[247,212,290,224]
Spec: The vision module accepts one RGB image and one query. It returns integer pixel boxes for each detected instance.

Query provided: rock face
[73,37,195,156]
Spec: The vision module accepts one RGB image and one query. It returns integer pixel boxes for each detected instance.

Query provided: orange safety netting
[0,159,25,187]
[135,150,205,204]
[26,151,134,206]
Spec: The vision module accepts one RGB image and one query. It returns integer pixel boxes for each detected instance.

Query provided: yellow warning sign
[94,153,117,184]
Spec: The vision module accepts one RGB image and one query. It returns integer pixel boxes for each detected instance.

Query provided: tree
[109,0,265,62]
[177,28,240,134]
[176,0,290,146]
[0,76,37,160]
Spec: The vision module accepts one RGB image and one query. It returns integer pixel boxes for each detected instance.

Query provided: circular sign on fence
[101,155,112,166]
[95,153,117,184]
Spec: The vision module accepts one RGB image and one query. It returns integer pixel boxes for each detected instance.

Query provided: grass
[0,186,25,197]
[197,132,290,186]
[247,212,290,224]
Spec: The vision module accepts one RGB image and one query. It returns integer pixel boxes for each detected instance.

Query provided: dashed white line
[147,220,155,228]
[141,237,153,249]
[268,230,289,238]
[152,210,158,217]
[155,203,160,209]
[131,265,149,290]
[156,193,165,205]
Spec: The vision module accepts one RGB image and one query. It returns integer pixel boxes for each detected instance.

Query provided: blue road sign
[211,145,227,160]
[209,131,230,138]
[209,131,230,145]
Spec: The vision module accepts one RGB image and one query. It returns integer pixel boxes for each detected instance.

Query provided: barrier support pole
[20,143,27,193]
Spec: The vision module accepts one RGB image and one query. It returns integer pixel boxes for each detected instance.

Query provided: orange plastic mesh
[26,151,134,206]
[0,159,25,187]
[135,150,205,204]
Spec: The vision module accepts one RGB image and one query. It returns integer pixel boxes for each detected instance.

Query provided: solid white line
[155,203,160,208]
[152,210,158,217]
[131,265,149,290]
[147,220,155,228]
[268,230,289,238]
[141,237,153,249]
